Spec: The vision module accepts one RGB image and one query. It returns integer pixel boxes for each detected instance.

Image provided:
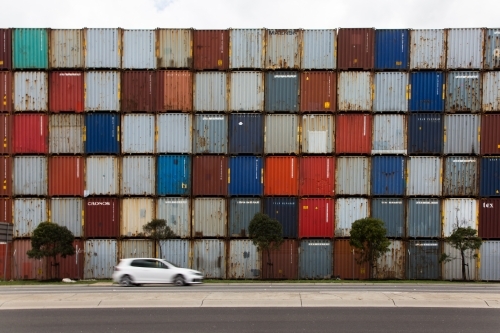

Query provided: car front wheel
[120,275,134,287]
[174,275,185,286]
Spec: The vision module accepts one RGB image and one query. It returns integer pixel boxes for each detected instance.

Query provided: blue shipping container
[265,71,299,112]
[228,156,263,196]
[480,158,500,197]
[374,29,410,70]
[371,156,405,196]
[13,28,49,69]
[229,114,263,154]
[407,199,441,238]
[409,72,444,112]
[84,113,120,154]
[157,155,191,196]
[408,114,443,154]
[299,240,333,279]
[371,198,405,238]
[407,240,441,280]
[229,198,262,237]
[264,197,298,238]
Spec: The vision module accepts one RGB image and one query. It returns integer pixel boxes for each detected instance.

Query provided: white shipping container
[14,72,48,111]
[264,114,299,154]
[50,198,83,238]
[446,28,484,70]
[229,71,264,111]
[121,198,154,237]
[192,239,226,279]
[442,243,478,281]
[121,156,155,196]
[157,28,193,69]
[50,29,84,68]
[194,72,228,112]
[301,114,334,154]
[156,113,192,153]
[372,114,407,154]
[122,29,156,69]
[335,198,369,237]
[410,29,446,69]
[84,71,120,111]
[443,114,480,155]
[373,72,408,112]
[406,157,442,196]
[482,72,500,112]
[301,29,336,70]
[84,239,117,279]
[336,157,371,195]
[480,241,500,281]
[228,239,261,279]
[159,239,191,268]
[229,29,265,69]
[442,199,478,237]
[13,156,47,196]
[85,156,119,195]
[338,71,373,111]
[192,198,227,238]
[14,198,48,238]
[84,28,122,69]
[121,114,155,154]
[375,240,405,280]
[49,114,84,154]
[156,197,191,238]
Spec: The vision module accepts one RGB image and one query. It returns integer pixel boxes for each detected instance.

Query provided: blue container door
[85,114,120,154]
[371,198,405,238]
[265,71,299,112]
[409,72,444,112]
[264,197,298,238]
[229,198,262,237]
[157,155,191,196]
[374,29,409,70]
[480,158,500,197]
[229,156,263,196]
[229,114,263,154]
[407,199,441,238]
[371,156,405,196]
[408,114,443,154]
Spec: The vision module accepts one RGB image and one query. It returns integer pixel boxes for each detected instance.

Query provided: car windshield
[162,260,177,268]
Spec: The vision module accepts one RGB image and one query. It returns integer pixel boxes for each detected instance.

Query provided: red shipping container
[0,242,12,280]
[336,114,372,154]
[0,72,12,112]
[299,198,334,238]
[157,70,193,112]
[49,72,84,112]
[0,198,12,223]
[261,239,298,280]
[0,156,12,196]
[337,28,375,70]
[48,156,84,196]
[0,29,12,70]
[333,239,371,280]
[193,30,229,70]
[479,199,500,239]
[192,155,228,196]
[84,197,120,238]
[56,239,84,280]
[121,71,157,112]
[264,156,298,196]
[0,114,12,154]
[481,114,500,155]
[299,157,335,196]
[12,114,48,154]
[300,71,336,112]
[12,239,47,280]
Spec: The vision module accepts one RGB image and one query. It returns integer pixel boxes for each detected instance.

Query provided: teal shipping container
[13,28,49,69]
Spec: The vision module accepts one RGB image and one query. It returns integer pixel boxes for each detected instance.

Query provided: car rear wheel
[120,275,133,287]
[174,275,185,286]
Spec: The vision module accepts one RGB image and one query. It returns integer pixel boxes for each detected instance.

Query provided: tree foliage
[248,213,283,278]
[142,219,177,258]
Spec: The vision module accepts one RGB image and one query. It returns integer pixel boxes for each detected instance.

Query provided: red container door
[121,71,157,112]
[333,239,371,280]
[0,243,12,280]
[299,157,335,196]
[49,72,84,112]
[193,30,229,70]
[0,29,12,70]
[157,70,193,112]
[84,198,120,238]
[299,198,334,238]
[0,198,12,223]
[192,156,228,196]
[336,114,372,154]
[56,240,84,280]
[481,114,500,155]
[300,71,336,112]
[479,199,500,239]
[0,114,11,154]
[0,157,12,196]
[264,157,298,196]
[337,28,375,70]
[48,156,84,196]
[261,240,298,280]
[13,114,48,154]
[0,72,12,112]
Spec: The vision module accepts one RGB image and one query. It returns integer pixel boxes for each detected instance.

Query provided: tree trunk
[157,240,161,259]
[461,250,466,281]
[266,249,273,280]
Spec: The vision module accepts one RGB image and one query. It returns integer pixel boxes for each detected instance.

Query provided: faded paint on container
[0,243,12,280]
[335,157,370,195]
[407,240,441,280]
[264,157,298,196]
[371,198,405,238]
[49,72,84,112]
[406,157,442,196]
[482,72,500,112]
[157,113,192,153]
[265,71,299,112]
[333,239,370,280]
[192,156,228,196]
[443,157,478,196]
[121,114,155,154]
[192,239,226,279]
[157,70,193,112]
[443,114,480,155]
[374,29,410,70]
[13,114,48,154]
[84,113,120,154]
[335,198,369,237]
[228,156,263,196]
[229,198,261,237]
[49,114,83,154]
[298,199,334,239]
[484,29,500,70]
[48,156,84,196]
[372,114,406,154]
[409,29,446,70]
[264,197,298,238]
[156,197,190,238]
[50,198,83,238]
[338,71,373,111]
[119,240,154,259]
[337,28,375,70]
[157,29,193,69]
[261,239,298,279]
[12,28,48,69]
[229,114,263,154]
[121,71,156,112]
[445,71,481,112]
[85,156,118,195]
[229,29,265,69]
[407,198,441,238]
[84,239,117,279]
[299,156,335,196]
[301,29,336,70]
[121,156,155,195]
[336,114,372,154]
[479,199,500,239]
[479,241,500,281]
[192,198,227,238]
[193,114,228,154]
[84,28,121,69]
[13,198,47,238]
[228,239,261,279]
[301,114,334,154]
[300,71,336,112]
[0,198,13,224]
[159,239,190,268]
[442,243,478,281]
[443,199,478,237]
[265,29,301,69]
[480,157,500,197]
[122,29,156,69]
[12,239,46,280]
[375,240,405,280]
[84,198,120,238]
[157,155,191,196]
[299,239,332,279]
[230,71,264,111]
[481,114,500,155]
[0,156,12,197]
[13,157,47,196]
[121,198,154,237]
[409,72,445,112]
[0,115,11,155]
[0,29,12,70]
[14,71,48,111]
[0,72,12,112]
[373,72,408,112]
[193,30,229,71]
[264,114,299,154]
[50,29,84,68]
[408,114,443,154]
[84,71,120,111]
[371,156,405,196]
[446,28,484,70]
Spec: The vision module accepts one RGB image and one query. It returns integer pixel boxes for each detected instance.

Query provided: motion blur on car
[112,258,204,287]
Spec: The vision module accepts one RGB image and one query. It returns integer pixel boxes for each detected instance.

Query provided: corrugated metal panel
[264,114,299,154]
[0,198,13,224]
[372,114,406,154]
[443,199,478,237]
[13,114,48,154]
[301,114,334,154]
[300,71,336,112]
[157,70,192,111]
[371,198,405,238]
[337,28,375,70]
[50,29,84,68]
[374,29,410,70]
[333,239,370,280]
[121,198,154,237]
[12,239,46,280]
[49,72,84,112]
[482,72,500,112]
[446,28,484,70]
[157,29,193,69]
[228,239,261,279]
[0,243,12,280]
[85,156,118,195]
[157,113,192,153]
[84,198,120,238]
[407,198,441,238]
[12,28,48,69]
[299,156,335,196]
[156,197,190,238]
[50,198,83,238]
[408,114,443,154]
[371,156,405,196]
[230,71,264,111]
[159,239,191,268]
[442,243,478,281]
[121,114,155,154]
[84,113,120,154]
[119,240,154,259]
[298,199,334,239]
[0,72,12,112]
[301,29,336,70]
[443,114,480,154]
[49,114,83,154]
[337,71,373,111]
[375,240,405,280]
[407,240,441,280]
[480,157,500,197]
[479,199,500,239]
[406,157,442,196]
[335,157,370,195]
[484,29,500,70]
[263,197,298,238]
[228,156,263,196]
[0,29,12,70]
[228,114,263,154]
[481,114,500,154]
[121,156,155,195]
[445,71,481,112]
[299,240,332,279]
[409,29,446,70]
[84,71,120,111]
[193,239,226,279]
[14,72,48,111]
[48,156,84,196]
[409,72,445,112]
[84,28,121,69]
[264,157,298,196]
[229,29,265,69]
[479,241,500,281]
[84,239,117,279]
[335,198,369,237]
[13,198,47,238]
[336,114,372,154]
[229,198,261,237]
[265,29,301,69]
[192,156,228,196]
[192,198,227,238]
[13,157,47,196]
[157,155,191,196]
[261,239,298,279]
[193,114,228,154]
[0,115,11,155]
[121,71,157,112]
[193,30,229,71]
[265,71,299,112]
[443,157,478,196]
[0,156,12,197]
[373,72,408,112]
[122,29,156,69]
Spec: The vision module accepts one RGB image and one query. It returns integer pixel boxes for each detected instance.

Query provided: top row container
[0,28,499,71]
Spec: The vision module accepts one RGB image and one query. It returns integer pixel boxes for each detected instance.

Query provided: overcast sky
[3,0,499,29]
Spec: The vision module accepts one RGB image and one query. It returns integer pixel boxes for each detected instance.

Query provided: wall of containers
[0,27,500,281]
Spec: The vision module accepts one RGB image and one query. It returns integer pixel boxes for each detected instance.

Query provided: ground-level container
[192,156,228,196]
[261,239,298,280]
[298,199,334,239]
[264,156,299,196]
[228,239,261,279]
[159,239,190,268]
[84,198,120,238]
[479,241,500,281]
[84,239,117,279]
[442,242,478,281]
[157,155,191,196]
[156,197,191,238]
[371,198,405,238]
[299,239,332,279]
[121,156,155,196]
[229,198,261,238]
[406,157,442,196]
[375,240,405,280]
[407,240,441,280]
[335,198,369,237]
[50,198,83,238]
[121,198,154,237]
[407,198,441,238]
[13,198,47,238]
[192,239,226,279]
[192,198,227,238]
[119,240,154,259]
[333,239,370,280]
[335,157,370,195]
[85,156,119,195]
[264,197,298,238]
[12,239,46,280]
[0,242,12,280]
[299,156,335,196]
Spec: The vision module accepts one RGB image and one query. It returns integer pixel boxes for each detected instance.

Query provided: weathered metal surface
[299,156,335,196]
[375,240,405,280]
[337,28,375,70]
[57,239,85,280]
[0,115,11,155]
[121,71,157,112]
[479,241,500,281]
[372,114,406,154]
[0,198,13,224]
[371,198,405,238]
[261,239,298,279]
[157,155,191,196]
[484,29,500,70]
[445,71,481,112]
[442,243,478,281]
[193,114,228,154]
[265,71,299,112]
[482,72,500,112]
[443,114,480,155]
[228,239,261,279]
[264,156,299,196]
[301,114,334,154]
[335,157,370,195]
[335,198,369,237]
[407,114,443,154]
[264,114,299,154]
[12,239,46,280]
[407,198,441,238]
[230,71,264,111]
[0,156,12,197]
[50,198,83,238]
[121,114,155,154]
[12,114,48,154]
[336,114,372,154]
[406,157,442,196]
[85,156,119,195]
[299,240,332,279]
[229,29,265,69]
[409,71,445,112]
[409,29,446,70]
[121,156,155,195]
[157,70,193,111]
[84,71,120,111]
[13,157,47,196]
[50,29,84,68]
[298,199,334,239]
[193,30,229,71]
[371,156,405,196]
[373,72,408,112]
[228,114,263,154]
[13,198,47,238]
[374,29,410,70]
[84,239,117,279]
[263,197,298,238]
[158,239,191,268]
[338,71,373,111]
[49,114,84,154]
[480,157,500,197]
[333,239,370,280]
[479,199,500,239]
[122,29,156,69]
[407,240,441,280]
[0,29,12,70]
[48,156,84,196]
[157,28,193,69]
[192,239,226,279]
[84,113,120,154]
[84,28,121,69]
[192,198,227,238]
[228,156,263,196]
[446,28,484,70]
[443,157,478,196]
[84,198,120,238]
[120,198,154,237]
[12,28,48,69]
[481,114,500,154]
[0,72,12,112]
[49,72,84,112]
[156,197,190,238]
[192,155,228,196]
[443,199,478,237]
[229,198,261,238]
[14,71,48,111]
[119,240,153,259]
[265,29,301,69]
[156,113,192,154]
[301,29,336,70]
[300,71,336,112]
[0,242,12,280]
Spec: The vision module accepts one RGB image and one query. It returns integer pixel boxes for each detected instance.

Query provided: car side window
[159,262,168,269]
[130,260,144,267]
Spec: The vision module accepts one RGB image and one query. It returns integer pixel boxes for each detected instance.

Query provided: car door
[129,259,152,283]
[150,259,176,283]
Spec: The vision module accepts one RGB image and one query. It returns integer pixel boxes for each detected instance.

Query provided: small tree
[143,219,177,258]
[440,226,482,281]
[27,222,75,280]
[349,218,391,279]
[248,213,283,279]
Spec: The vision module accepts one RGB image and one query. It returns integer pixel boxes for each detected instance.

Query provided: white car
[112,258,204,287]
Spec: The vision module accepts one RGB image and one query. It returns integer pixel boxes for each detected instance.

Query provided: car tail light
[114,266,120,271]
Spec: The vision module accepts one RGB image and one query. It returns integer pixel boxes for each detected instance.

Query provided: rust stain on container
[49,71,84,112]
[300,71,336,112]
[333,239,371,280]
[261,239,298,280]
[337,28,375,70]
[121,71,157,112]
[193,30,229,70]
[157,70,193,112]
[0,156,12,197]
[0,72,12,112]
[48,156,84,196]
[84,197,120,238]
[0,114,11,154]
[0,29,12,70]
[192,155,228,196]
[481,114,500,155]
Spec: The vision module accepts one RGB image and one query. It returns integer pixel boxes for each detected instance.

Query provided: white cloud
[153,0,176,12]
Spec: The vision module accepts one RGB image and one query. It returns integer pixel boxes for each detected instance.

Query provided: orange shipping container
[333,239,371,280]
[0,72,12,112]
[0,114,12,154]
[193,30,229,71]
[49,72,84,112]
[157,70,193,112]
[264,156,298,196]
[48,156,84,196]
[300,71,336,112]
[0,198,12,223]
[0,156,12,196]
[336,114,372,154]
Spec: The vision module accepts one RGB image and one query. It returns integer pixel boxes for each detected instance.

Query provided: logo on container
[274,75,296,78]
[88,202,111,206]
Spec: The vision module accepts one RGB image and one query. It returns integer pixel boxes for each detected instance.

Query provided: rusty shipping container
[84,28,122,69]
[300,71,336,112]
[265,29,301,69]
[14,71,48,112]
[336,114,372,154]
[13,198,47,238]
[481,114,500,155]
[12,239,46,280]
[442,242,478,281]
[119,239,154,259]
[0,156,12,196]
[56,240,85,280]
[13,157,47,196]
[159,239,190,268]
[407,240,441,280]
[443,157,478,196]
[337,28,375,70]
[264,156,299,196]
[121,71,156,112]
[375,240,405,280]
[406,157,442,196]
[446,28,484,70]
[228,239,261,279]
[298,199,334,239]
[192,239,226,279]
[0,72,12,112]
[192,155,228,196]
[336,157,370,195]
[0,114,12,154]
[121,156,155,196]
[49,114,84,154]
[261,239,298,280]
[301,114,334,154]
[443,199,478,237]
[410,29,446,70]
[50,198,83,238]
[443,114,480,155]
[193,114,228,154]
[156,197,190,238]
[193,30,229,71]
[85,156,119,195]
[12,114,48,154]
[84,239,117,279]
[301,29,336,70]
[299,156,335,196]
[121,198,154,237]
[0,198,13,223]
[264,114,299,154]
[84,198,120,238]
[230,71,264,111]
[48,156,84,196]
[338,71,373,111]
[157,29,193,69]
[50,29,84,69]
[479,199,500,239]
[229,29,265,69]
[299,239,333,279]
[192,197,227,238]
[157,70,193,112]
[122,29,156,69]
[482,72,500,112]
[445,71,481,113]
[0,29,12,70]
[49,72,84,112]
[333,239,370,280]
[0,242,12,280]
[484,28,500,70]
[335,198,369,237]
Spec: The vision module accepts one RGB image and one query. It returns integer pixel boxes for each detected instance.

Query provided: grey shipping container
[229,198,261,238]
[265,71,299,112]
[371,198,405,238]
[410,29,446,70]
[156,113,192,154]
[84,71,120,111]
[50,29,84,68]
[373,72,408,112]
[192,198,227,238]
[193,114,228,154]
[479,241,500,281]
[407,240,441,280]
[372,114,407,154]
[14,198,47,238]
[122,29,156,69]
[229,71,264,111]
[406,157,442,196]
[442,242,478,281]
[443,114,480,155]
[301,114,334,154]
[442,199,478,237]
[264,114,299,154]
[85,156,119,195]
[407,198,441,238]
[156,197,191,238]
[194,72,228,112]
[14,71,48,111]
[14,156,47,196]
[49,114,84,154]
[335,157,370,195]
[482,72,500,112]
[375,240,405,280]
[193,239,226,279]
[335,198,369,237]
[157,28,193,69]
[299,239,332,279]
[228,239,261,279]
[121,114,155,154]
[119,239,154,259]
[484,29,500,70]
[229,29,265,69]
[159,239,191,268]
[265,29,301,69]
[84,28,121,69]
[446,28,484,70]
[84,239,117,279]
[443,157,478,196]
[338,71,373,111]
[445,71,481,112]
[121,156,155,195]
[50,198,83,238]
[301,29,336,70]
